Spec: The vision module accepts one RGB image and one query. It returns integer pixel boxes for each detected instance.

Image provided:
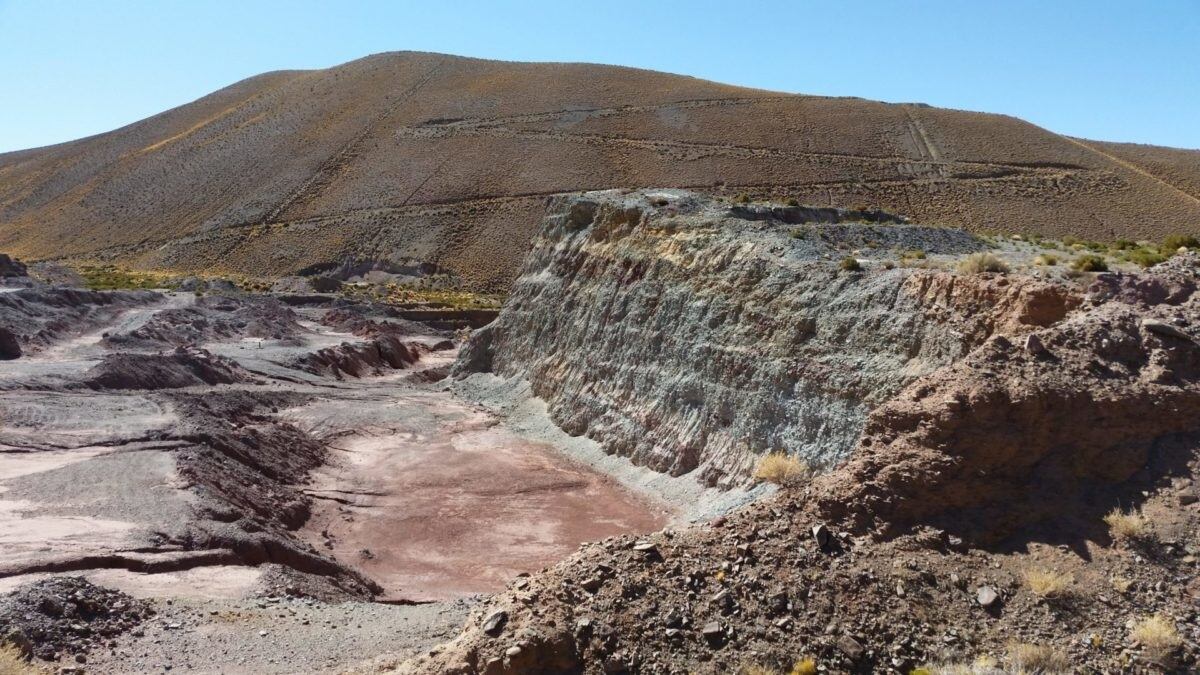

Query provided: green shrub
[1161,234,1200,252]
[1128,249,1167,268]
[1072,254,1108,272]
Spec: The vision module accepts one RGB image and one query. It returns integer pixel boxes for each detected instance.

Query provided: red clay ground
[298,389,669,602]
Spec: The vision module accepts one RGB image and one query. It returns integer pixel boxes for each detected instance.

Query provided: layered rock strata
[455,190,1077,486]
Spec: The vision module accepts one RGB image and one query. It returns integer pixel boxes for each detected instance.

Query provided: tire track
[260,59,447,223]
[416,96,796,130]
[37,168,1102,264]
[1065,137,1200,208]
[902,105,942,161]
[395,124,1077,175]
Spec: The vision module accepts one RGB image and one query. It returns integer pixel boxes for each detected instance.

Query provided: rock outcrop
[455,190,1077,487]
[819,253,1200,542]
[0,253,28,278]
[291,335,425,379]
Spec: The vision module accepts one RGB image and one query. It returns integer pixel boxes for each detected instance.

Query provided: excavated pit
[0,279,667,671]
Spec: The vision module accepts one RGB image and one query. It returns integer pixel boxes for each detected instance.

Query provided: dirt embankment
[1,281,669,672]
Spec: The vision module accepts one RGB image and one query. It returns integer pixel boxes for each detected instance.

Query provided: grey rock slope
[455,190,1078,487]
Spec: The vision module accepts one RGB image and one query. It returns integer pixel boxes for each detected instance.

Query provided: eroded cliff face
[455,190,1078,487]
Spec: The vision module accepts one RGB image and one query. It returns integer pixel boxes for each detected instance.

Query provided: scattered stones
[838,635,866,660]
[1143,318,1194,342]
[0,577,152,661]
[976,586,999,608]
[700,621,724,645]
[812,523,832,550]
[481,611,508,637]
[1024,332,1048,356]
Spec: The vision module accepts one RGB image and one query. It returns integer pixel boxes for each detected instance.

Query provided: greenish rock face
[454,189,1072,489]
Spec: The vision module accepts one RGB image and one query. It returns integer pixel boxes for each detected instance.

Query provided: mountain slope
[1,51,1198,290]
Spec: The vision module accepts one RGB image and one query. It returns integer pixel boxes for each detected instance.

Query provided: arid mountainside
[1,51,1198,291]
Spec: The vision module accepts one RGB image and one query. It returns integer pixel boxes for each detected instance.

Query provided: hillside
[1,51,1198,291]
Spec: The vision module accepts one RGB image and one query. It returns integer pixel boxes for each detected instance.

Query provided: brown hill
[1,51,1198,290]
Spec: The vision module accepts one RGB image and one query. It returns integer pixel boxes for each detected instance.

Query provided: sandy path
[299,388,670,601]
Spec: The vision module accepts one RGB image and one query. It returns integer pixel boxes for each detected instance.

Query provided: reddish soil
[300,392,669,601]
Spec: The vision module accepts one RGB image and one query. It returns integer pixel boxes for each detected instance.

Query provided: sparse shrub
[1040,239,1061,250]
[0,643,37,675]
[754,452,812,487]
[1104,507,1151,543]
[734,193,752,204]
[1127,248,1167,268]
[901,249,926,260]
[784,197,800,207]
[957,252,1009,274]
[1033,254,1058,266]
[1022,567,1073,600]
[1111,575,1134,593]
[790,228,806,239]
[839,256,862,272]
[1006,642,1070,673]
[1110,239,1138,251]
[1161,234,1199,252]
[1071,254,1107,272]
[1131,614,1182,659]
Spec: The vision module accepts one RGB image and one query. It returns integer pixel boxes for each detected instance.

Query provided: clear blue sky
[1,0,1197,154]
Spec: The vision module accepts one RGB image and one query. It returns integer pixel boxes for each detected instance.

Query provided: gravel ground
[449,374,769,523]
[84,595,477,674]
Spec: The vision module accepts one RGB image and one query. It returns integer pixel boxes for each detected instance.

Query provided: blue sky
[1,0,1197,153]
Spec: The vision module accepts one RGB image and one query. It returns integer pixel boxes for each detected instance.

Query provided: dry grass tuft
[789,659,817,675]
[957,252,1009,274]
[1033,253,1058,266]
[1104,507,1151,543]
[1111,575,1134,594]
[754,453,812,487]
[1131,615,1182,658]
[1006,642,1071,673]
[1022,567,1073,600]
[917,655,1002,675]
[0,644,39,675]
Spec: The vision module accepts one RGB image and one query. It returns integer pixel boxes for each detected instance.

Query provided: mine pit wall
[456,192,1078,488]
